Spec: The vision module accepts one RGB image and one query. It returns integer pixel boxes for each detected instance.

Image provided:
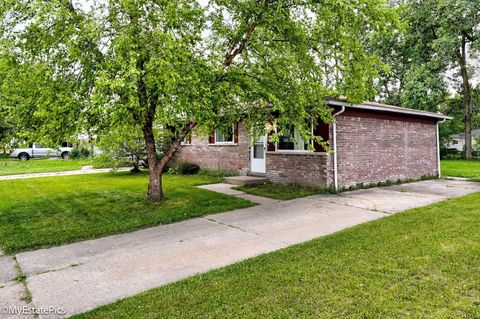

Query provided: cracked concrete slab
[388,179,480,197]
[0,282,32,319]
[13,179,480,318]
[211,199,385,245]
[329,188,448,214]
[198,183,278,204]
[0,256,18,285]
[19,217,286,317]
[197,183,245,195]
[235,193,279,205]
[17,215,278,277]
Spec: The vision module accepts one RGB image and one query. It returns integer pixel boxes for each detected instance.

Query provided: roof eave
[325,99,453,121]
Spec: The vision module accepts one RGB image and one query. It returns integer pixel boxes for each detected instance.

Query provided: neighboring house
[173,99,451,189]
[447,129,480,152]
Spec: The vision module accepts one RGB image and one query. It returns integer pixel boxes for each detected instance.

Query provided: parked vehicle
[9,143,73,161]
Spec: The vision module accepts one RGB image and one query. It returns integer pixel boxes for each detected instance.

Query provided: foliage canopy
[0,0,397,198]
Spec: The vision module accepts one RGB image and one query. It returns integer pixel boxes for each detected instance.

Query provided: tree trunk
[459,35,473,159]
[147,165,163,199]
[139,1,266,199]
[142,122,163,200]
[142,119,196,200]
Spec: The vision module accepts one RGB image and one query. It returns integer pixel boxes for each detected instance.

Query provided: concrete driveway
[2,179,480,318]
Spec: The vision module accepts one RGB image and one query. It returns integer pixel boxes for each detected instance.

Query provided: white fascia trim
[326,99,453,121]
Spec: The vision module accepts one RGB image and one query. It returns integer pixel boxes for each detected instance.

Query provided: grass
[74,192,480,319]
[0,172,254,254]
[236,182,333,200]
[0,158,93,176]
[441,159,480,178]
[236,177,435,201]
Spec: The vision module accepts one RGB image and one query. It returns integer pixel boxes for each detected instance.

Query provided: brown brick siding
[173,124,250,174]
[266,152,331,187]
[335,114,439,188]
[173,113,439,188]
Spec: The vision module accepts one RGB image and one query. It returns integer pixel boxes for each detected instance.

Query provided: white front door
[250,135,266,174]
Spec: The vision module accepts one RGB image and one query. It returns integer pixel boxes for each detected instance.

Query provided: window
[253,136,265,159]
[181,132,192,145]
[213,126,235,144]
[277,126,308,151]
[253,144,264,159]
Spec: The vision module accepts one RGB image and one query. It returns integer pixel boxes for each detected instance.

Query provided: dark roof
[326,99,452,121]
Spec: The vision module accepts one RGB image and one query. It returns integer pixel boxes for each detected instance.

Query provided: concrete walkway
[2,179,480,318]
[0,167,131,181]
[198,183,279,205]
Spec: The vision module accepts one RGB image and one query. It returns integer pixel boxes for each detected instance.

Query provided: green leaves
[1,0,397,148]
[208,0,396,143]
[375,0,480,112]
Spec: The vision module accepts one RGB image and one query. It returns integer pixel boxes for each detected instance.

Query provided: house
[447,129,480,152]
[173,99,451,189]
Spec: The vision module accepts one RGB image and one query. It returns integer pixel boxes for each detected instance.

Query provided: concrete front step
[224,176,268,186]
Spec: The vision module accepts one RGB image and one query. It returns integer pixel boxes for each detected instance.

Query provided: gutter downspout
[436,119,446,178]
[333,106,346,190]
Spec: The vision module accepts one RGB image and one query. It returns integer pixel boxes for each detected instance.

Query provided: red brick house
[173,99,451,189]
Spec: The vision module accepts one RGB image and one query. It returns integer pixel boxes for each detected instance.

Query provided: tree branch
[158,119,196,170]
[216,0,274,81]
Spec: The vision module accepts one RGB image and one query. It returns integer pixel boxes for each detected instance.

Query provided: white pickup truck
[9,143,73,161]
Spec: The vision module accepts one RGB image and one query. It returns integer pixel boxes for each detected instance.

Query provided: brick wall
[173,112,439,188]
[172,124,250,174]
[335,112,439,188]
[266,152,331,187]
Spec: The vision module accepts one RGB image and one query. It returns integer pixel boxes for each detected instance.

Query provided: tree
[438,88,480,153]
[428,0,480,159]
[94,124,163,173]
[1,0,396,199]
[0,119,13,153]
[374,0,480,158]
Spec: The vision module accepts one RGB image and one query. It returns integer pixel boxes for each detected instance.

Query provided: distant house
[448,129,480,152]
[173,99,451,189]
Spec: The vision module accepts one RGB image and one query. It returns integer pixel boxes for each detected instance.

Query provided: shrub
[444,153,464,160]
[92,154,130,169]
[167,162,200,175]
[69,147,92,159]
[180,162,200,175]
[198,169,238,178]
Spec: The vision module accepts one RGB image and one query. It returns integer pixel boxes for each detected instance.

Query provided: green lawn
[0,173,253,254]
[236,182,332,200]
[0,158,93,176]
[441,159,480,178]
[238,161,480,200]
[75,193,480,319]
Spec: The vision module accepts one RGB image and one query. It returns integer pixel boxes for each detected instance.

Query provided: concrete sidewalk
[3,179,480,318]
[0,167,131,181]
[198,183,280,205]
